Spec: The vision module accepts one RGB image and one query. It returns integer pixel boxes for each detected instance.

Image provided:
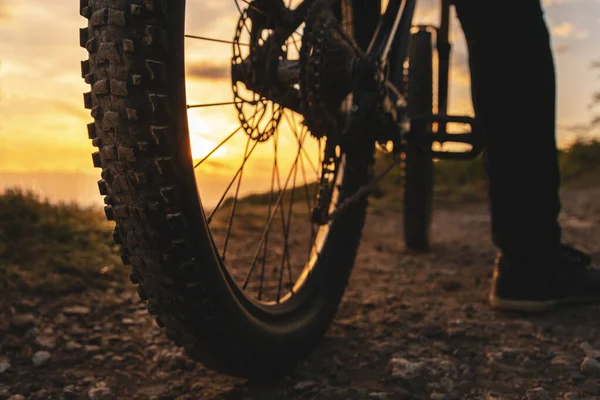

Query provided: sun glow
[188,115,228,160]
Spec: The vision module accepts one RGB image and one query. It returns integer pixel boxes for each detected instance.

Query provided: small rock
[32,350,51,366]
[121,318,135,326]
[65,341,83,352]
[581,357,600,377]
[64,385,77,399]
[570,370,585,381]
[550,354,574,367]
[440,377,455,392]
[388,357,425,379]
[35,335,56,350]
[526,387,550,400]
[368,393,393,399]
[8,395,26,400]
[580,342,600,358]
[583,380,600,395]
[62,306,91,316]
[430,393,446,400]
[0,385,10,398]
[84,345,102,355]
[2,334,23,350]
[293,381,318,391]
[55,314,68,324]
[10,314,36,330]
[88,382,111,400]
[0,356,10,374]
[563,393,579,400]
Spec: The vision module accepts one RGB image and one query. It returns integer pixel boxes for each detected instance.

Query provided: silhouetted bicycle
[79,0,481,378]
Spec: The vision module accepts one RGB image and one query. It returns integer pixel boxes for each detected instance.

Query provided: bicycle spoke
[257,127,281,301]
[285,111,314,216]
[184,34,249,47]
[273,138,295,302]
[221,136,252,261]
[240,0,268,17]
[277,147,299,302]
[284,112,318,178]
[234,0,253,36]
[207,139,260,224]
[194,106,263,169]
[299,154,317,265]
[287,32,302,55]
[242,127,310,290]
[187,101,249,109]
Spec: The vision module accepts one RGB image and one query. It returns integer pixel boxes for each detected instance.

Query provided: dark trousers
[454,0,562,260]
[349,0,563,260]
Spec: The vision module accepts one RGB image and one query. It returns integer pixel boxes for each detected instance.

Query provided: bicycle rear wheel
[80,0,378,378]
[403,29,434,251]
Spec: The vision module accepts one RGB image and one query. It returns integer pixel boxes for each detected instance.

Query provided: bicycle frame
[234,0,481,159]
[368,0,451,131]
[366,0,480,159]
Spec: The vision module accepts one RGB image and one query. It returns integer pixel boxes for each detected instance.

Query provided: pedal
[407,114,482,160]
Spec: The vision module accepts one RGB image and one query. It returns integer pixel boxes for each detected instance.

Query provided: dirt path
[2,188,600,400]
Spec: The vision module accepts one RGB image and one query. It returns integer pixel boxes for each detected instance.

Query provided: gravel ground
[1,188,600,400]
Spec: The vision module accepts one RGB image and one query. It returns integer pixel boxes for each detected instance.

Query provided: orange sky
[0,0,599,205]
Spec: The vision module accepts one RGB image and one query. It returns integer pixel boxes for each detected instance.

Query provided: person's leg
[453,0,562,261]
[451,0,600,312]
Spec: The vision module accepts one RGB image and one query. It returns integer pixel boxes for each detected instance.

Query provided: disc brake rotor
[232,8,284,142]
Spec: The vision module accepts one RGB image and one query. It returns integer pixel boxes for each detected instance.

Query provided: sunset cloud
[551,21,589,39]
[0,0,11,22]
[187,62,230,81]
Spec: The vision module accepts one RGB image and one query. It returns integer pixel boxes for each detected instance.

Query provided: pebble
[440,377,455,391]
[368,393,393,399]
[293,381,318,391]
[0,356,10,374]
[2,334,23,350]
[525,387,550,400]
[32,351,51,367]
[570,370,585,381]
[581,357,600,377]
[550,354,574,368]
[88,382,111,400]
[35,335,56,350]
[8,395,26,400]
[388,357,425,379]
[430,393,445,400]
[580,342,600,358]
[583,380,600,395]
[62,306,91,316]
[10,314,36,330]
[65,341,83,352]
[121,318,135,326]
[563,393,579,400]
[84,345,102,355]
[63,385,77,399]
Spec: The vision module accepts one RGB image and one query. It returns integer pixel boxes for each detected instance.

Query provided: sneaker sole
[489,295,557,313]
[490,294,600,313]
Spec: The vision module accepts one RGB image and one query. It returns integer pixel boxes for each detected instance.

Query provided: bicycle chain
[300,0,342,224]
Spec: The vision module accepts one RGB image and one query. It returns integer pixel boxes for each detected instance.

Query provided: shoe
[489,245,600,312]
